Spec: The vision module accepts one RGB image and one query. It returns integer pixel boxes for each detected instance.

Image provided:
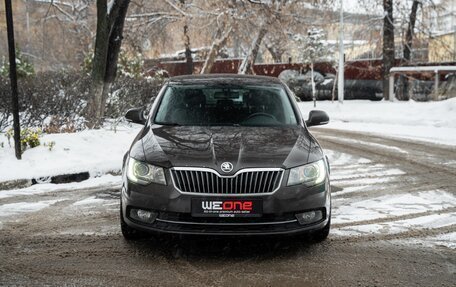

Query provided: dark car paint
[136,125,322,172]
[122,74,330,236]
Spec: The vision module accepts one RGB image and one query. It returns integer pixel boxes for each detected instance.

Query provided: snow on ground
[326,148,455,249]
[0,125,141,182]
[73,196,109,206]
[0,199,62,218]
[391,232,456,249]
[321,135,409,154]
[298,98,456,146]
[0,174,121,200]
[332,190,456,224]
[332,211,456,250]
[332,213,455,237]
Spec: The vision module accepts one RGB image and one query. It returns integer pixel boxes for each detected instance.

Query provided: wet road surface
[0,128,455,286]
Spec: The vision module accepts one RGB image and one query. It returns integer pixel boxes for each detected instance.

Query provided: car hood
[135,125,322,174]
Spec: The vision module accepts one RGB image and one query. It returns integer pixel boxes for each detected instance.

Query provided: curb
[0,179,32,191]
[0,170,122,191]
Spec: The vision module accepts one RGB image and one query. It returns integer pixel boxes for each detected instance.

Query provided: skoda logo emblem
[221,162,233,173]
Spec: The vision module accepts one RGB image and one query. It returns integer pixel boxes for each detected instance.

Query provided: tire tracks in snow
[313,128,456,248]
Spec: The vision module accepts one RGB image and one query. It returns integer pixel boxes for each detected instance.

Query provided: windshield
[154,84,298,126]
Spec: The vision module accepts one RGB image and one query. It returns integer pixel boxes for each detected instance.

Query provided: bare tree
[264,31,287,63]
[404,1,421,62]
[87,0,131,128]
[238,0,285,74]
[184,24,194,74]
[201,11,233,74]
[397,0,421,100]
[201,26,233,74]
[383,0,394,101]
[238,24,269,74]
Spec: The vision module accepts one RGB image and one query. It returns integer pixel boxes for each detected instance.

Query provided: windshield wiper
[207,123,241,127]
[155,121,180,126]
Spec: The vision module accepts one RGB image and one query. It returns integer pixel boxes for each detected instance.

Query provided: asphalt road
[0,129,455,286]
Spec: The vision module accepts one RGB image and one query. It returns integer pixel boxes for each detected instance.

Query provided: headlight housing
[287,159,326,186]
[126,157,166,185]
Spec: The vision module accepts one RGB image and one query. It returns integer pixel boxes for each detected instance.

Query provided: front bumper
[121,172,331,236]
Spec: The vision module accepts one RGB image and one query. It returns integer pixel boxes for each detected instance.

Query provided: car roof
[168,74,283,86]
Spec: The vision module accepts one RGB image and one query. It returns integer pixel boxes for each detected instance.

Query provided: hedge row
[0,71,162,132]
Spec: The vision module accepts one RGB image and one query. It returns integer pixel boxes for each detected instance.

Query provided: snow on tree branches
[293,27,333,107]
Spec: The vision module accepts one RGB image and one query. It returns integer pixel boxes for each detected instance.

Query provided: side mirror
[305,110,329,127]
[125,107,146,125]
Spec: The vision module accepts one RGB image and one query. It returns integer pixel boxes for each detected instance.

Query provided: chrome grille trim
[170,167,284,196]
[155,218,297,226]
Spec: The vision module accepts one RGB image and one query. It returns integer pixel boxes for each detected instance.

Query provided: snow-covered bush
[6,127,41,153]
[0,71,90,132]
[105,76,163,118]
[293,28,334,106]
[0,70,163,132]
[0,48,35,78]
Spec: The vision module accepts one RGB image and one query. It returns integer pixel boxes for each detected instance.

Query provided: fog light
[296,210,323,225]
[130,208,157,224]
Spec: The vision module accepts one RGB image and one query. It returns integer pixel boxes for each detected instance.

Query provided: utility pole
[338,0,344,103]
[4,0,22,159]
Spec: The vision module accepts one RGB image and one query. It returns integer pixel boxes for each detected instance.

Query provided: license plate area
[191,198,263,218]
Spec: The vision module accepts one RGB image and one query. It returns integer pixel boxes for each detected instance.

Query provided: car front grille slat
[171,168,283,195]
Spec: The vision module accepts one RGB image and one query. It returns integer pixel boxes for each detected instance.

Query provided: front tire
[120,202,149,240]
[312,219,330,242]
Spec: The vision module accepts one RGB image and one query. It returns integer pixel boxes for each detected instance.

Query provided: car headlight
[126,157,166,185]
[287,159,326,186]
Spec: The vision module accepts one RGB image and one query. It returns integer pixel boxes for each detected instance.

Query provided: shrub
[43,141,56,151]
[0,48,35,78]
[106,76,162,118]
[0,70,164,132]
[6,127,42,153]
[0,70,90,132]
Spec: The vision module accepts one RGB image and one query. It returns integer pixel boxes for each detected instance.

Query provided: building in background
[426,0,456,62]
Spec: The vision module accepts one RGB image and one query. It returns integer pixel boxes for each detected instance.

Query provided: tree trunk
[238,24,268,74]
[311,62,316,107]
[399,0,420,101]
[332,68,338,102]
[87,0,109,129]
[265,45,283,63]
[201,26,233,74]
[184,24,193,75]
[87,0,130,129]
[382,0,394,101]
[105,0,130,84]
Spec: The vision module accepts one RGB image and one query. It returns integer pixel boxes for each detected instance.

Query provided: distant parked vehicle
[279,69,383,101]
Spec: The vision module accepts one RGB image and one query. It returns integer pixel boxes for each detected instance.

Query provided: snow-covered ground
[299,98,456,146]
[326,148,456,249]
[0,174,121,200]
[0,125,141,182]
